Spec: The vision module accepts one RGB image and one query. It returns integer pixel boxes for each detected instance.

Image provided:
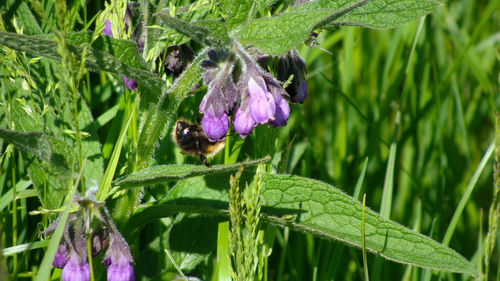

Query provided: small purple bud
[201,60,217,69]
[53,244,68,269]
[207,50,218,61]
[103,19,113,37]
[107,255,135,281]
[270,96,290,127]
[232,105,256,138]
[122,76,138,91]
[248,77,276,124]
[201,110,229,141]
[61,254,90,281]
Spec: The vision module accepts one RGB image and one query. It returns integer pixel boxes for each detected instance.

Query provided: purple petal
[107,256,135,281]
[248,77,275,124]
[103,19,113,37]
[53,244,68,269]
[62,255,90,281]
[202,111,229,141]
[233,106,256,138]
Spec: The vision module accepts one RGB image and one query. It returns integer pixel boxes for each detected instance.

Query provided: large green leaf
[234,0,367,55]
[331,0,441,29]
[113,156,270,188]
[235,0,440,55]
[124,172,477,277]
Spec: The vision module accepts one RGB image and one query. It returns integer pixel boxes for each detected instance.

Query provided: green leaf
[125,172,477,277]
[0,129,77,177]
[113,156,270,189]
[154,13,229,47]
[331,0,441,29]
[235,0,440,55]
[234,0,367,55]
[1,240,49,256]
[225,1,258,31]
[0,31,163,99]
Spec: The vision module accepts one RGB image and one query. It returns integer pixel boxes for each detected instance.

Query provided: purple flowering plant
[0,0,466,281]
[41,193,134,281]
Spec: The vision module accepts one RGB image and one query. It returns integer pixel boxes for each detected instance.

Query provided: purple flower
[270,93,290,127]
[61,253,90,281]
[122,76,138,91]
[233,104,256,138]
[248,77,276,124]
[202,109,229,141]
[104,233,135,281]
[107,254,135,281]
[103,19,113,37]
[53,244,68,269]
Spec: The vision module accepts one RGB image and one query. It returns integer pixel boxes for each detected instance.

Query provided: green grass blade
[96,97,138,201]
[442,141,495,246]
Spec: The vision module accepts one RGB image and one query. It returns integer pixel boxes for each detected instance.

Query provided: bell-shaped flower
[104,233,135,281]
[275,50,308,103]
[233,103,256,138]
[248,77,276,124]
[61,251,90,281]
[270,93,290,128]
[107,254,135,281]
[201,107,229,142]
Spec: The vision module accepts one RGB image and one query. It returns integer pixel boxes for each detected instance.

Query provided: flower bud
[92,228,109,257]
[270,94,290,128]
[122,76,138,91]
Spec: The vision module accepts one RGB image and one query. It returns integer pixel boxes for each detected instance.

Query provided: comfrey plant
[42,195,134,281]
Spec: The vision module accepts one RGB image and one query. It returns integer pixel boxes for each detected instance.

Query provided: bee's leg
[199,154,210,167]
[195,138,210,167]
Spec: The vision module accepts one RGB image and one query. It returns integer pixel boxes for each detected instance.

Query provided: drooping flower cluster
[199,45,307,140]
[42,197,134,281]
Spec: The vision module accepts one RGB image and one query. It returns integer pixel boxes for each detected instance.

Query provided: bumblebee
[172,120,225,167]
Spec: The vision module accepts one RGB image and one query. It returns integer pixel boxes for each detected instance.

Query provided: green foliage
[0,0,498,280]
